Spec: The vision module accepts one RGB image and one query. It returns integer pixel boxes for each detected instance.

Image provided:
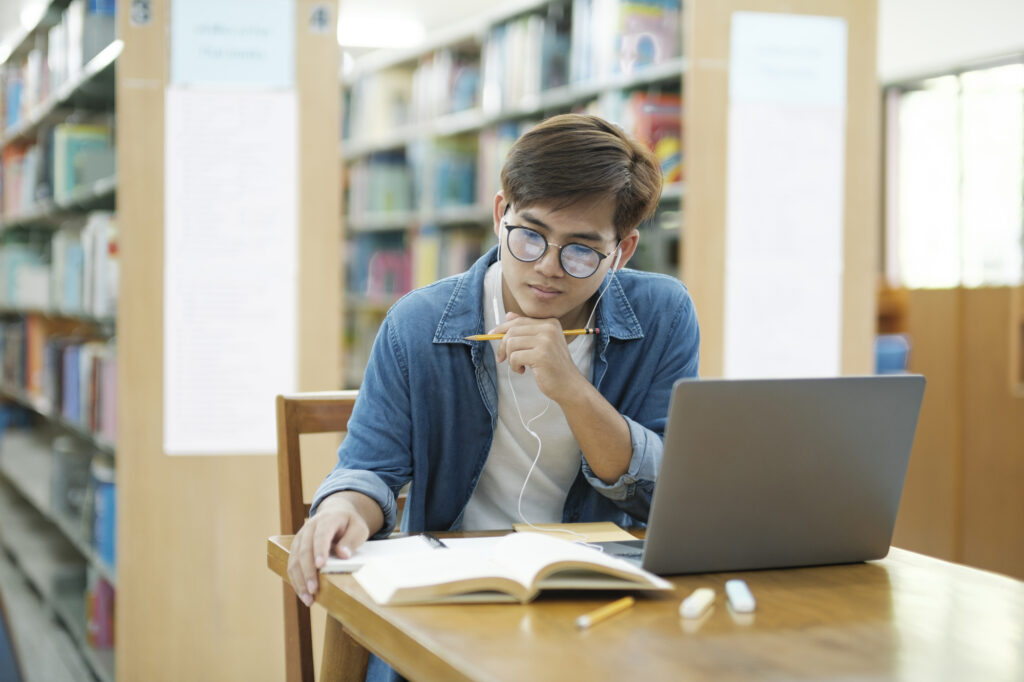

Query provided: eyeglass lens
[507,226,603,278]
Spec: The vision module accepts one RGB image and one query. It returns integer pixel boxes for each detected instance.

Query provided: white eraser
[725,579,756,613]
[679,587,715,619]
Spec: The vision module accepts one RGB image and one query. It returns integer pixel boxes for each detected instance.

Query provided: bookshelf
[340,0,686,386]
[0,1,118,680]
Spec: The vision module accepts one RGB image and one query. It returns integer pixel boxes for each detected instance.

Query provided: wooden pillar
[115,1,340,678]
[683,0,879,377]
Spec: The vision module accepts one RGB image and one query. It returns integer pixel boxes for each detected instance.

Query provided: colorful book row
[343,0,682,145]
[1,120,114,215]
[1,0,116,132]
[346,91,681,221]
[0,211,118,317]
[0,316,116,443]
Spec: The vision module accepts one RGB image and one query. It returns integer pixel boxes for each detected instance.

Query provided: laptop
[603,375,926,575]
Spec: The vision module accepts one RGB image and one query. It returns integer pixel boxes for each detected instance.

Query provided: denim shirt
[311,246,700,536]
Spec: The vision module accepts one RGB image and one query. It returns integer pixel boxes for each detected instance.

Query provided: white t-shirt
[461,262,594,530]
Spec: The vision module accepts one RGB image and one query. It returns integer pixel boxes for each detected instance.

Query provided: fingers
[502,327,562,372]
[313,514,344,564]
[334,518,370,561]
[286,506,371,607]
[287,521,320,606]
[494,317,561,364]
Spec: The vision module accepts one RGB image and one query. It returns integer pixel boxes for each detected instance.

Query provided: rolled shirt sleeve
[579,415,660,500]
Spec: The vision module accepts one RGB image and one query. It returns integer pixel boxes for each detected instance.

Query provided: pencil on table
[575,596,635,630]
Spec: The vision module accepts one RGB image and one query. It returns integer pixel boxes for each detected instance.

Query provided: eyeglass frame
[500,205,620,279]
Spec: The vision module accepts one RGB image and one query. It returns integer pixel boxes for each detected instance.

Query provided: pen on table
[465,327,600,342]
[421,532,448,549]
[575,596,635,630]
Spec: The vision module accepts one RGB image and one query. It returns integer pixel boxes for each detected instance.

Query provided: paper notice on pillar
[723,12,847,379]
[163,87,298,455]
[170,0,294,89]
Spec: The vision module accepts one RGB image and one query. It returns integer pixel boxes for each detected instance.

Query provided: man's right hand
[286,491,383,606]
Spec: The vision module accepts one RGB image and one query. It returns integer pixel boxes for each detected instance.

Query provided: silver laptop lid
[642,375,926,575]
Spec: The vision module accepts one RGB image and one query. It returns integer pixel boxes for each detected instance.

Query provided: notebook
[603,375,926,575]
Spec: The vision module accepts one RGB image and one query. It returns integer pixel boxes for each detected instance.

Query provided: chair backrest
[275,390,360,682]
[277,390,359,536]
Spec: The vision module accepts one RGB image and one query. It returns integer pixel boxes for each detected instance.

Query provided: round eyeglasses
[504,225,618,279]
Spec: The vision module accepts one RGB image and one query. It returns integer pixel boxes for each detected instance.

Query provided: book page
[322,535,437,573]
[489,533,668,589]
[353,549,527,604]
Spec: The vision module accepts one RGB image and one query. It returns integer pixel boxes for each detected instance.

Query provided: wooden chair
[276,390,368,682]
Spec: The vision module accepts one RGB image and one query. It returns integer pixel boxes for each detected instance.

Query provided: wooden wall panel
[892,287,1024,580]
[684,0,878,377]
[960,288,1024,579]
[892,289,961,560]
[115,2,340,679]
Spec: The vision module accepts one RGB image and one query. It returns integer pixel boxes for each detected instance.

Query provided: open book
[352,532,672,605]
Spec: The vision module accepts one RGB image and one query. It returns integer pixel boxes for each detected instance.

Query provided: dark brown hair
[500,113,663,239]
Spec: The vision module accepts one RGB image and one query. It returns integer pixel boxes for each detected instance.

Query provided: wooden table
[267,535,1024,681]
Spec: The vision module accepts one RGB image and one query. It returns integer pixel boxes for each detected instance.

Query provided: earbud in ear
[612,249,621,271]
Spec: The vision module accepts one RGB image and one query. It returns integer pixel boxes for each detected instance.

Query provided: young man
[288,114,700,608]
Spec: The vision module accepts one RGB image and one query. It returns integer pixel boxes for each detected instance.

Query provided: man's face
[494,196,623,330]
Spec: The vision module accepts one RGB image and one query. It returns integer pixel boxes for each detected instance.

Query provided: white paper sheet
[164,88,298,454]
[723,13,848,378]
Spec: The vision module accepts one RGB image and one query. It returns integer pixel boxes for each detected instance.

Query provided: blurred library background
[0,0,1021,680]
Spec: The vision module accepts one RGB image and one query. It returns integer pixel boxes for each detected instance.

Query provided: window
[885,61,1024,288]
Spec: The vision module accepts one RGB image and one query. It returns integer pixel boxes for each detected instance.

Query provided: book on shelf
[1,143,29,218]
[0,129,54,217]
[2,65,25,130]
[626,91,683,183]
[347,151,412,216]
[61,342,81,422]
[51,434,92,517]
[352,531,671,605]
[47,15,68,93]
[76,0,117,68]
[412,223,441,289]
[578,89,682,184]
[431,135,477,209]
[411,46,481,122]
[0,241,49,308]
[48,212,116,318]
[23,315,50,398]
[50,222,86,313]
[477,121,531,205]
[347,67,415,144]
[52,122,114,204]
[481,7,569,114]
[89,456,115,568]
[571,0,682,83]
[348,231,410,301]
[85,569,115,649]
[80,211,117,318]
[618,0,682,75]
[0,318,27,389]
[440,227,486,279]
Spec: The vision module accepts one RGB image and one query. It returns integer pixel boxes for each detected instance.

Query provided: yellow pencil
[464,327,600,342]
[575,596,635,630]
